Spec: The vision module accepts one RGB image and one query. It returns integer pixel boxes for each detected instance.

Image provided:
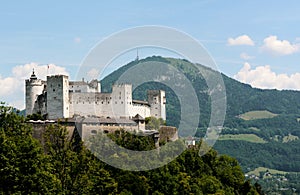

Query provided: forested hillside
[101,56,300,193]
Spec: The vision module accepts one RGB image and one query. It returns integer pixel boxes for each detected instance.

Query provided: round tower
[25,69,44,116]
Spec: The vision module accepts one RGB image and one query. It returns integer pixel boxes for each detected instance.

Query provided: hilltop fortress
[25,70,179,144]
[25,70,166,121]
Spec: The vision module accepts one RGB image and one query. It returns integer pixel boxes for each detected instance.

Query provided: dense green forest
[100,56,300,193]
[0,104,261,194]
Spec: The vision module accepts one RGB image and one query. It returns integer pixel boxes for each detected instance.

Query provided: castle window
[58,84,60,87]
[53,97,57,100]
[91,130,97,135]
[108,101,110,104]
[53,89,55,92]
[101,101,103,104]
[119,96,121,99]
[121,101,123,104]
[104,130,109,134]
[115,101,117,104]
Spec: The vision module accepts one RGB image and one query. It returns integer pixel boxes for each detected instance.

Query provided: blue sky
[1,0,300,109]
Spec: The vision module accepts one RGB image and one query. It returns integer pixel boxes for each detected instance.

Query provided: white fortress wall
[70,92,126,118]
[129,102,151,118]
[69,92,99,117]
[69,79,100,93]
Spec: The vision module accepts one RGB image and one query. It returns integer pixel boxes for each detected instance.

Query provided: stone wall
[159,126,178,143]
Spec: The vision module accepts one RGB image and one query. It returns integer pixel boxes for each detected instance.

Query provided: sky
[1,0,300,109]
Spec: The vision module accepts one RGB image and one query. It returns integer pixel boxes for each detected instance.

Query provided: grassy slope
[238,110,278,120]
[247,167,288,176]
[219,134,267,143]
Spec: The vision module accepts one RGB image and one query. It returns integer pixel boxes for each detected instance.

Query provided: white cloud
[87,68,100,80]
[261,35,299,55]
[0,76,20,96]
[234,62,300,90]
[228,35,255,46]
[240,52,255,60]
[0,63,68,110]
[12,62,68,80]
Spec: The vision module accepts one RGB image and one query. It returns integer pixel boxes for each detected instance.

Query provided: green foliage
[145,116,165,130]
[0,103,53,194]
[43,124,118,194]
[26,112,44,121]
[214,140,300,172]
[108,129,156,151]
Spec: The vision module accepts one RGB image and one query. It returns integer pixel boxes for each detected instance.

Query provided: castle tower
[25,69,45,116]
[111,84,132,118]
[147,90,166,120]
[46,75,69,119]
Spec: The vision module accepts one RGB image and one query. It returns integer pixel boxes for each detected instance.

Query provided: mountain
[101,56,300,173]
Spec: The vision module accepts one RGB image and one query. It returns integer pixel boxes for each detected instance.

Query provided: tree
[0,103,55,194]
[43,124,117,194]
[145,117,165,130]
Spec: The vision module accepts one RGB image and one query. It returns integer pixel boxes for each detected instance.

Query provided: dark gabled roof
[132,100,150,106]
[69,81,87,85]
[132,114,145,121]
